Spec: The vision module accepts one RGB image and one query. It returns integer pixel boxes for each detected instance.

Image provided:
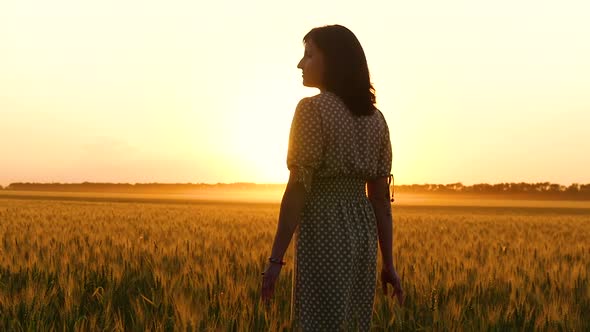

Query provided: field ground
[0,191,589,331]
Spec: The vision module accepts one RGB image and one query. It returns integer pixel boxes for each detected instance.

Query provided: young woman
[261,24,404,331]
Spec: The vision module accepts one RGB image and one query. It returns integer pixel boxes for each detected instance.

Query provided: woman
[261,25,404,331]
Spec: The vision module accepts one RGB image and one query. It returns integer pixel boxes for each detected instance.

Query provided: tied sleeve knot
[291,167,313,194]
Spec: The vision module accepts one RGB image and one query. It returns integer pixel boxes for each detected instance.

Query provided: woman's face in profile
[297,39,325,91]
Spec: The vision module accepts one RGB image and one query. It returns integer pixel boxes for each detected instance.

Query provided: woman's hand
[381,266,404,305]
[261,263,283,305]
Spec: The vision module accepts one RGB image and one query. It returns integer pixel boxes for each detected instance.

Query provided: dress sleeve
[287,97,323,193]
[377,111,392,178]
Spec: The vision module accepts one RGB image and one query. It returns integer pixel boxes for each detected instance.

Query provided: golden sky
[1,0,589,186]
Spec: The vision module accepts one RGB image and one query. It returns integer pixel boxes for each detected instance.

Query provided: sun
[222,83,311,183]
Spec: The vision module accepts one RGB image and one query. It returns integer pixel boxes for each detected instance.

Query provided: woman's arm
[269,174,308,261]
[367,176,394,270]
[368,176,404,304]
[262,174,307,303]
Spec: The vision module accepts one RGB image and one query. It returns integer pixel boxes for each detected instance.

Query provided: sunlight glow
[1,0,589,186]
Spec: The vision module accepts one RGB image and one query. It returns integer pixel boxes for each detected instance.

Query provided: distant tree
[446,182,464,192]
[537,182,551,192]
[472,183,493,193]
[492,183,504,192]
[566,183,580,193]
[548,184,560,193]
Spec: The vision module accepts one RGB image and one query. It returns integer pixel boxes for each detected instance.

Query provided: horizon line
[2,180,589,187]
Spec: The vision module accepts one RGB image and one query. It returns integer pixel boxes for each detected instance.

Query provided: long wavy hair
[303,25,376,116]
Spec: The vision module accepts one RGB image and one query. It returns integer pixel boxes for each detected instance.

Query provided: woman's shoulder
[294,92,338,114]
[316,91,341,103]
[373,108,390,132]
[301,91,345,111]
[374,108,386,120]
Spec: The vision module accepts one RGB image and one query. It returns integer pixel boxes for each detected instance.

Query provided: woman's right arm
[367,176,404,304]
[367,176,394,271]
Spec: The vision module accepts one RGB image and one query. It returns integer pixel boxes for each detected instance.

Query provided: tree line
[394,182,590,199]
[2,181,590,199]
[1,182,284,193]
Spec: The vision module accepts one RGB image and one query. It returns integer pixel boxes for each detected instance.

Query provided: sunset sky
[1,0,589,187]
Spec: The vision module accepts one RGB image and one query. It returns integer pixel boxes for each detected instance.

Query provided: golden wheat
[0,197,588,331]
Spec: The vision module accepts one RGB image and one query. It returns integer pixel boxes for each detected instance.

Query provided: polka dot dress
[287,92,392,331]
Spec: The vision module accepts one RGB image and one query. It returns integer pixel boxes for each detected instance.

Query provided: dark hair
[304,25,376,116]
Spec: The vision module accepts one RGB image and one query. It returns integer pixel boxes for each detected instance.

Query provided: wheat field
[0,195,589,331]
